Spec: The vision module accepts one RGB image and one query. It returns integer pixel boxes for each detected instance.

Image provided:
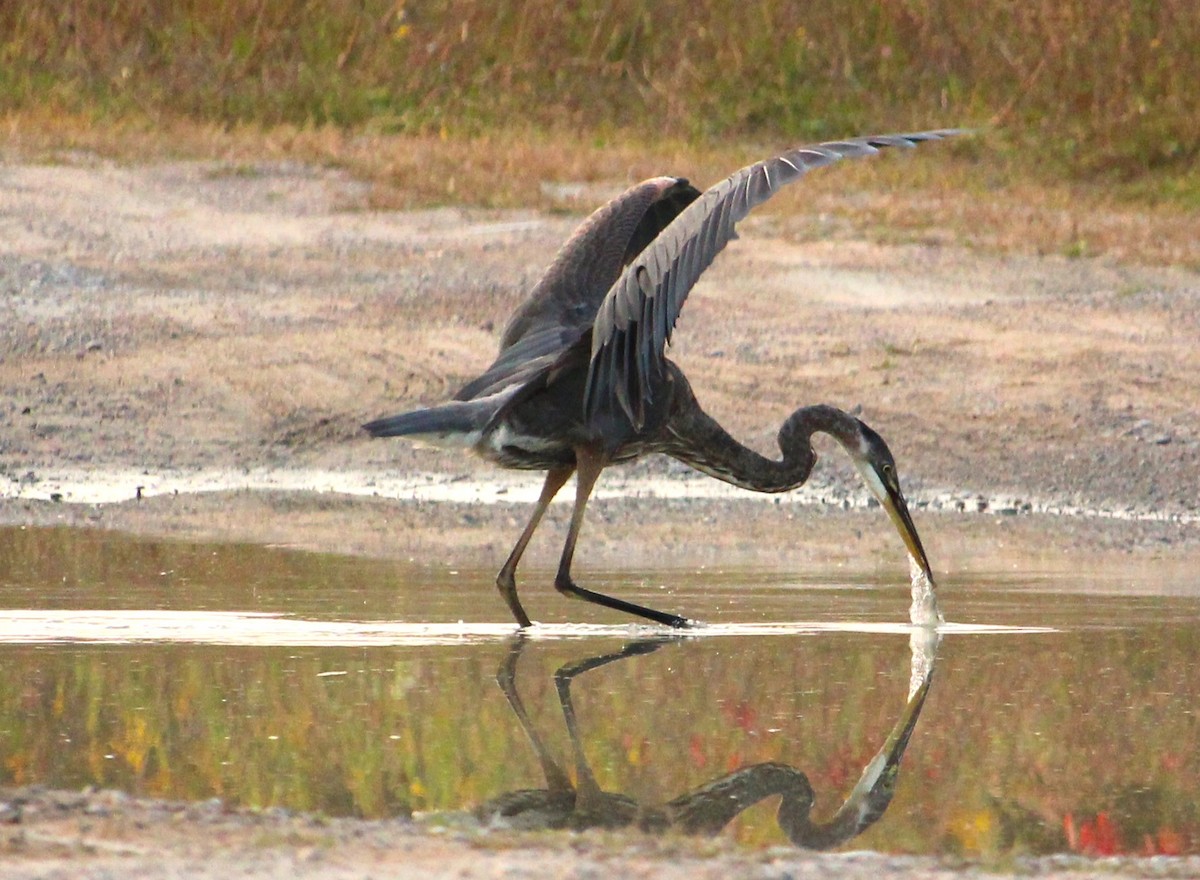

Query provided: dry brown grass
[6,109,1197,269]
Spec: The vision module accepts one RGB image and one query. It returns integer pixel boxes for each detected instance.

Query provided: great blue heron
[366,130,961,628]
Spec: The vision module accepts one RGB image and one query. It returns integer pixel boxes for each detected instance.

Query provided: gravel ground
[5,786,1200,880]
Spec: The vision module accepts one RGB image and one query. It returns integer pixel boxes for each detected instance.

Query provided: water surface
[1,525,1197,857]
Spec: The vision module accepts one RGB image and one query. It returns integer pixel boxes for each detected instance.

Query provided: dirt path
[2,155,1199,877]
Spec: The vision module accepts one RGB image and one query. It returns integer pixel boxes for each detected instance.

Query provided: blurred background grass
[2,0,1197,211]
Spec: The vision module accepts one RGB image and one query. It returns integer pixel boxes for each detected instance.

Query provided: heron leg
[497,464,574,628]
[554,447,691,628]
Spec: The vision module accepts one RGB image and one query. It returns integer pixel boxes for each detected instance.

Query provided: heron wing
[454,177,700,402]
[582,130,966,428]
[452,326,577,401]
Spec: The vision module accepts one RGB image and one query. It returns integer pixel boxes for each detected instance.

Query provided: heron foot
[554,575,690,628]
[496,570,533,629]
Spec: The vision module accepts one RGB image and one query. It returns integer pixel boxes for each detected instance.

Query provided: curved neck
[663,402,858,493]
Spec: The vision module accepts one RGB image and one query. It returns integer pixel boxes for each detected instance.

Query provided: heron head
[849,420,934,582]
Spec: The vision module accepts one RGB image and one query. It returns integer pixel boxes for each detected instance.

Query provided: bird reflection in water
[478,632,938,847]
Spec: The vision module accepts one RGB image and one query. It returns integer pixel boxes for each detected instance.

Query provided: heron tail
[363,398,496,445]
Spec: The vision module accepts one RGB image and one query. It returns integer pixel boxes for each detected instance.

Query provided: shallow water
[1,525,1198,857]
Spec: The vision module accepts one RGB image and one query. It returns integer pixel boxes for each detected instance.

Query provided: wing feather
[584,129,966,427]
[454,177,701,403]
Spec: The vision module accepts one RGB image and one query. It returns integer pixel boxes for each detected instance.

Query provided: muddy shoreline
[5,785,1200,880]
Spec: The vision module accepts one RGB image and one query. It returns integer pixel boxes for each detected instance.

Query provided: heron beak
[852,458,936,583]
[880,485,934,583]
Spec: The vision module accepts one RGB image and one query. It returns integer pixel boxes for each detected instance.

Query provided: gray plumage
[365,129,962,627]
[584,130,963,429]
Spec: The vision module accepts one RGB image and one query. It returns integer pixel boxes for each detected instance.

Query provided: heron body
[366,130,961,627]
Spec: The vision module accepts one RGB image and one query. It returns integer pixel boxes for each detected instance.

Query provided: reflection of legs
[496,636,572,792]
[553,447,691,628]
[496,465,573,627]
[554,639,672,801]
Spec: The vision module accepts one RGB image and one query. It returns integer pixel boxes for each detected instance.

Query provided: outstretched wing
[583,130,966,428]
[453,177,701,402]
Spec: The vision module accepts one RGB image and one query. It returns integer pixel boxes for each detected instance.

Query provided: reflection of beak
[881,486,934,582]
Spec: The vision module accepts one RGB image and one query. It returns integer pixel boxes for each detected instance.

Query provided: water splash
[909,555,944,627]
[908,626,941,700]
